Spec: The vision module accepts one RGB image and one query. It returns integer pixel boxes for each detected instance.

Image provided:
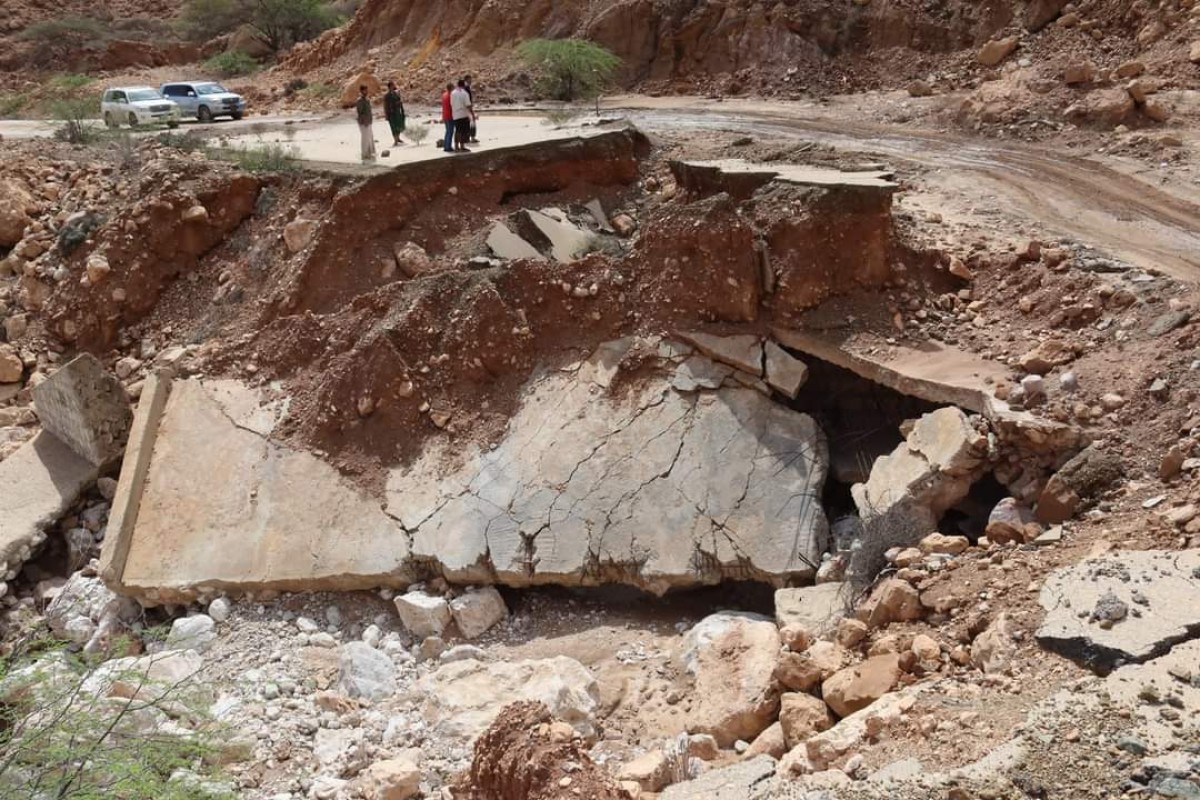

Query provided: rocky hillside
[282,0,1136,96]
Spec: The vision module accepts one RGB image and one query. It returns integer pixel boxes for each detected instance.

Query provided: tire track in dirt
[626,105,1200,282]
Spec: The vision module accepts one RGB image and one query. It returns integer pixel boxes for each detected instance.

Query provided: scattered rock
[338,641,397,700]
[393,590,452,638]
[822,654,902,717]
[0,344,22,384]
[449,586,508,639]
[919,532,969,555]
[617,750,670,792]
[360,750,422,800]
[166,614,217,652]
[1036,446,1123,525]
[283,218,317,253]
[859,578,923,628]
[1019,339,1076,374]
[977,37,1019,67]
[779,691,834,748]
[971,614,1014,674]
[775,583,847,637]
[985,497,1040,544]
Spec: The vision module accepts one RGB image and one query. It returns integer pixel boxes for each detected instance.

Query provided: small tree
[406,122,430,145]
[247,0,341,51]
[177,0,247,41]
[516,38,621,102]
[49,98,99,144]
[205,50,259,77]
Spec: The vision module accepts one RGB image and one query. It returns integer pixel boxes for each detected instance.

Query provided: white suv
[100,86,181,129]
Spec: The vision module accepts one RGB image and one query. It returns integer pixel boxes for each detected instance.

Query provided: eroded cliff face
[283,0,1062,89]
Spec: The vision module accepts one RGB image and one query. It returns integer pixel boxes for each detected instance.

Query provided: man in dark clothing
[384,80,405,146]
[440,83,455,153]
[464,75,479,143]
[355,85,375,161]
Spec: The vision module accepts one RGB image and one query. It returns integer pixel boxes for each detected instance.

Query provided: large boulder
[679,612,781,746]
[340,71,383,108]
[417,657,599,742]
[774,583,847,637]
[387,367,830,593]
[1036,446,1123,524]
[779,691,834,748]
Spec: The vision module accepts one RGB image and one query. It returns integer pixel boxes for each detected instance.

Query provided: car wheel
[197,106,213,123]
[104,113,118,129]
[128,112,139,127]
[231,112,244,121]
[167,121,179,129]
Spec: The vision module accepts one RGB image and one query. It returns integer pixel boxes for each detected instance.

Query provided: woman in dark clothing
[384,81,406,146]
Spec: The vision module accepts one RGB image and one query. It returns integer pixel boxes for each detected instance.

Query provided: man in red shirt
[440,83,454,153]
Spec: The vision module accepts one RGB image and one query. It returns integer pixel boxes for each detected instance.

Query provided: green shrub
[205,50,259,78]
[406,122,430,144]
[0,646,235,800]
[516,38,622,101]
[48,73,94,93]
[156,130,209,153]
[542,107,580,128]
[211,141,301,172]
[0,94,27,119]
[300,81,337,100]
[248,0,342,51]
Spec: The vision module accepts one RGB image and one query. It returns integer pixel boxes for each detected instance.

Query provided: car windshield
[196,84,228,95]
[127,89,162,102]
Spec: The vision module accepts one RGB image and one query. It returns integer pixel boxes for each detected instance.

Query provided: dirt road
[616,97,1200,283]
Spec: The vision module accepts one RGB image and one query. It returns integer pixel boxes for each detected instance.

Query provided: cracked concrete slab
[680,331,764,377]
[1036,550,1200,673]
[107,379,410,603]
[387,368,829,594]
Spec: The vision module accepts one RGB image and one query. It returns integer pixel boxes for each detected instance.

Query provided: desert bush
[542,107,580,128]
[212,141,301,172]
[49,98,100,144]
[48,74,94,94]
[156,130,209,153]
[516,38,621,101]
[300,81,338,100]
[0,644,234,800]
[205,50,259,77]
[406,122,430,145]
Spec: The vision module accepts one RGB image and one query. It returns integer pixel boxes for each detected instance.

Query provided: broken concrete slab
[103,378,410,604]
[671,159,896,202]
[679,331,764,376]
[659,755,776,800]
[1036,550,1200,673]
[671,355,732,392]
[512,209,593,263]
[764,341,808,399]
[32,353,132,466]
[773,328,1009,413]
[0,432,99,579]
[585,198,613,233]
[775,582,849,636]
[852,406,988,531]
[485,222,545,262]
[387,367,829,594]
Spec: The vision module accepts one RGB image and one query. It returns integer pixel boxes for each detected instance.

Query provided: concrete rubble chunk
[449,586,508,639]
[394,591,452,638]
[0,433,100,580]
[387,369,828,593]
[585,198,613,232]
[774,583,848,636]
[764,341,809,398]
[658,755,776,800]
[32,353,132,466]
[166,614,217,652]
[418,656,599,742]
[1036,550,1200,673]
[486,222,545,262]
[679,331,764,376]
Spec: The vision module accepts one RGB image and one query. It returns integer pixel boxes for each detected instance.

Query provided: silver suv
[159,81,246,122]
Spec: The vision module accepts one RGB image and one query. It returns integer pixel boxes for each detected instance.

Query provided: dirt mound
[456,701,629,800]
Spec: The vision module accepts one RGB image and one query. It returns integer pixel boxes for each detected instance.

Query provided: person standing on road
[356,85,375,161]
[384,80,406,146]
[464,75,479,143]
[441,83,455,153]
[450,79,474,152]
